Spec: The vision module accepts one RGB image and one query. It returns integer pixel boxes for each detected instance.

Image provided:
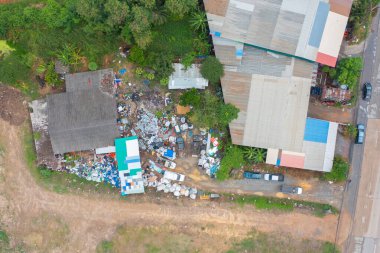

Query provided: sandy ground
[349,119,380,253]
[0,118,341,252]
[308,100,354,124]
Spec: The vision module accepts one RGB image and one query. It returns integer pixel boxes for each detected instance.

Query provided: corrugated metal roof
[205,0,352,66]
[168,64,208,89]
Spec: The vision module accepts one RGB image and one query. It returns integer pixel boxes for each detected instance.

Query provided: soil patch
[0,85,28,125]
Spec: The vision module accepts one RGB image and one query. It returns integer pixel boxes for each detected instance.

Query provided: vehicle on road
[281,185,303,194]
[243,171,262,179]
[263,173,284,182]
[163,170,185,181]
[356,124,365,144]
[362,82,372,101]
[176,137,185,151]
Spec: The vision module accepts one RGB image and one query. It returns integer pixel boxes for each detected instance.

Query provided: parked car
[362,82,372,101]
[163,170,185,181]
[356,124,365,144]
[176,137,185,150]
[281,185,303,194]
[263,173,284,182]
[243,171,262,179]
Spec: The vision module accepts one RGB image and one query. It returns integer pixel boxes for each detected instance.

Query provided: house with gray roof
[47,69,118,154]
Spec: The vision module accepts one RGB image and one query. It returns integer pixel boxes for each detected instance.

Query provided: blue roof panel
[308,2,330,48]
[304,118,329,143]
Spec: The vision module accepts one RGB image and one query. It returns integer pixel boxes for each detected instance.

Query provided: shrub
[128,46,146,66]
[322,156,349,182]
[134,67,144,77]
[216,145,244,181]
[181,52,195,69]
[200,56,224,85]
[179,88,201,107]
[38,165,52,179]
[344,124,358,139]
[88,61,98,71]
[160,77,169,86]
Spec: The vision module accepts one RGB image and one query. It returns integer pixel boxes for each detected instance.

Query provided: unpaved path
[0,119,339,252]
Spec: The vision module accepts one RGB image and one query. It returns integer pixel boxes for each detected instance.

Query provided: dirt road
[0,119,340,252]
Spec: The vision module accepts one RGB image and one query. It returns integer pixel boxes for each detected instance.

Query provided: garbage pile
[143,171,197,199]
[65,154,120,188]
[198,134,221,177]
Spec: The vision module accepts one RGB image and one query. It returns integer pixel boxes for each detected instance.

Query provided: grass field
[96,225,339,253]
[233,195,338,217]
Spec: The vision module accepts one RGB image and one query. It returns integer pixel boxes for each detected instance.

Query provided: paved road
[340,9,380,253]
[349,120,380,253]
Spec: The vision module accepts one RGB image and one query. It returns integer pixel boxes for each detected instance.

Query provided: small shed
[168,64,208,89]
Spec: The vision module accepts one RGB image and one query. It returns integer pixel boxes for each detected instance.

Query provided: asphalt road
[341,9,380,253]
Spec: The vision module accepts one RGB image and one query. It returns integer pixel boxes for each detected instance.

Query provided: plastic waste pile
[143,172,197,199]
[198,134,221,177]
[67,155,120,188]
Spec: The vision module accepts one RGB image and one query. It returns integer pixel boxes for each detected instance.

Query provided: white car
[163,171,185,182]
[263,173,285,181]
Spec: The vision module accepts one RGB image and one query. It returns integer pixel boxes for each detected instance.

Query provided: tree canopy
[334,57,363,89]
[181,90,239,129]
[200,56,224,85]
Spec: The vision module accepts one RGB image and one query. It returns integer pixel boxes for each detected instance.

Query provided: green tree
[190,10,207,33]
[218,103,239,127]
[104,0,129,31]
[146,52,174,79]
[129,6,153,49]
[335,57,363,89]
[190,91,239,129]
[179,88,201,107]
[322,156,349,182]
[200,56,224,85]
[165,0,197,19]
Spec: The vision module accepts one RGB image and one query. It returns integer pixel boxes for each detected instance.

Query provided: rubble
[143,171,197,200]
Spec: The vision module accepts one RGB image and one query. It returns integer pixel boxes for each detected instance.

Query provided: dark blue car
[243,171,262,179]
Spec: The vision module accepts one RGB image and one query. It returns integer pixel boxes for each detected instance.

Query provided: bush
[128,46,146,66]
[160,77,169,86]
[344,124,358,139]
[216,145,244,181]
[179,88,201,107]
[88,62,98,71]
[322,156,349,182]
[96,240,114,253]
[200,56,224,84]
[39,165,53,179]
